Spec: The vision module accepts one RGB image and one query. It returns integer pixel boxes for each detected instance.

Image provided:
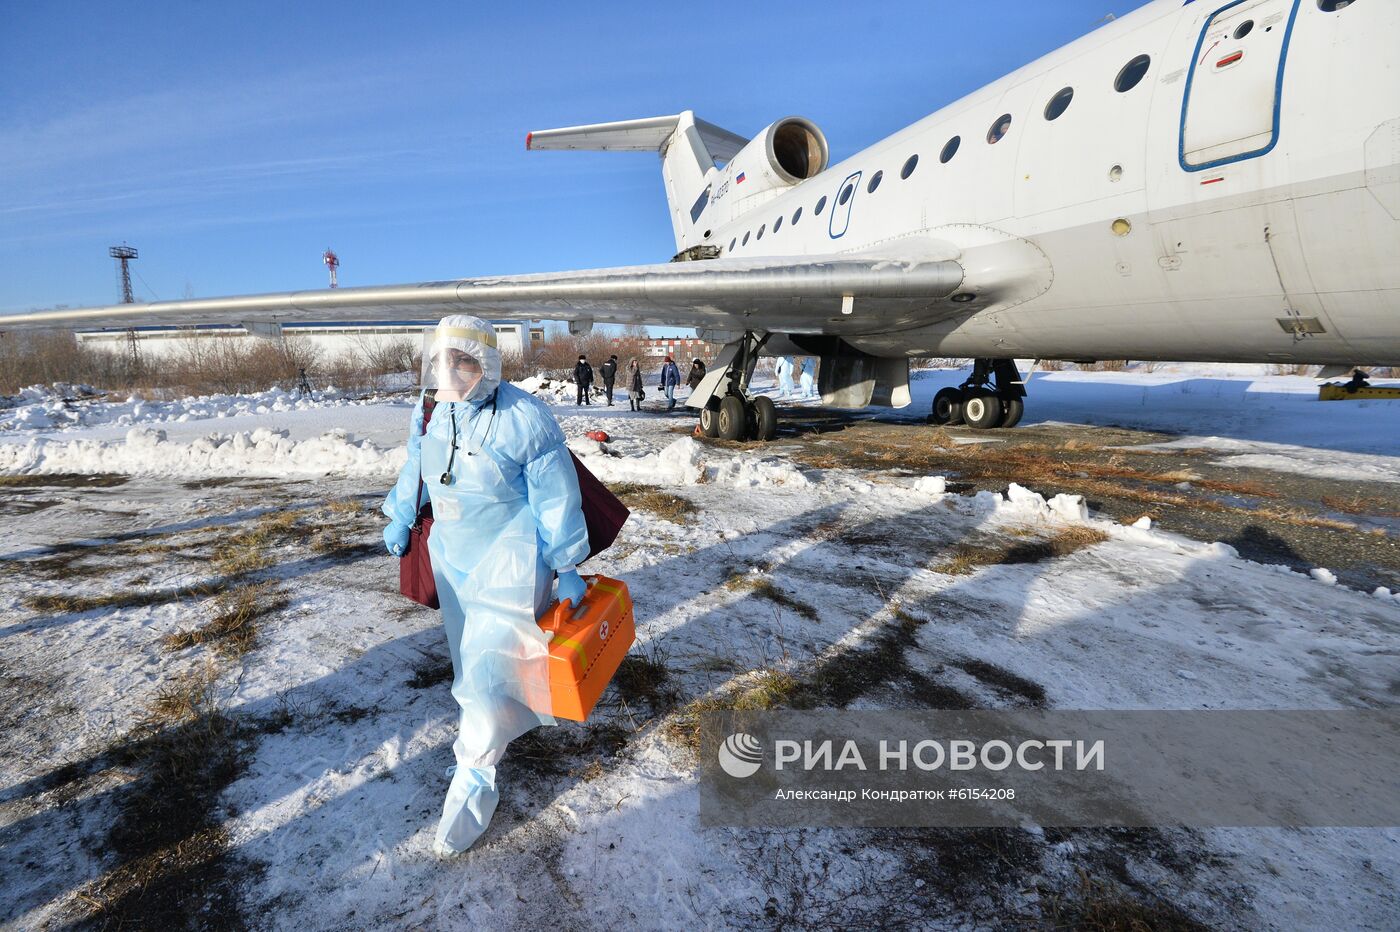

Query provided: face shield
[420,317,503,402]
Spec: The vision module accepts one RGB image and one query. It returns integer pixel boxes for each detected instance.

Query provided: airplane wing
[0,257,966,334]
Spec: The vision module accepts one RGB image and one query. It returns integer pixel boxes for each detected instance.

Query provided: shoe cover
[434,765,499,854]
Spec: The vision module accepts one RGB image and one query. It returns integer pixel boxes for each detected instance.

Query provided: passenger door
[827,171,861,240]
[1180,0,1302,171]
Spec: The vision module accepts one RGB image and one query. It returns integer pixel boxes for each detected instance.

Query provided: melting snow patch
[712,455,810,489]
[1001,483,1090,523]
[914,476,947,496]
[1310,567,1339,586]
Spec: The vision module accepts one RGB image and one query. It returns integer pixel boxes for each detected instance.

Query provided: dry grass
[76,664,249,927]
[607,482,699,524]
[1033,870,1211,931]
[24,583,215,616]
[934,526,1110,576]
[796,428,1368,533]
[0,473,129,487]
[162,583,289,659]
[323,497,366,515]
[664,669,803,753]
[723,572,819,620]
[611,648,680,715]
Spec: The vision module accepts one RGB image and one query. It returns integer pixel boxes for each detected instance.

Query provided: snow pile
[569,437,707,486]
[0,384,374,434]
[712,453,810,489]
[514,376,576,405]
[1001,482,1090,522]
[0,382,102,408]
[914,475,948,495]
[0,425,402,477]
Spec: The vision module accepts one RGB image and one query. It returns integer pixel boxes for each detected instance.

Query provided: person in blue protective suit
[799,358,817,398]
[382,315,590,856]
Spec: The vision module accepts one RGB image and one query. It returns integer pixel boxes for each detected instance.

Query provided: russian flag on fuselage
[736,172,746,184]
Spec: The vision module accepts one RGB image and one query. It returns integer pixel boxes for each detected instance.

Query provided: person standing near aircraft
[381,315,590,856]
[659,355,681,412]
[799,359,816,399]
[628,358,644,411]
[599,354,618,406]
[574,354,594,406]
[775,356,795,398]
[686,358,706,392]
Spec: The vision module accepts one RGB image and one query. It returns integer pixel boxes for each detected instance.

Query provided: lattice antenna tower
[323,249,339,288]
[108,244,140,373]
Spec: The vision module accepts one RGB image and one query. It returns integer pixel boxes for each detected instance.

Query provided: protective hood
[423,315,502,402]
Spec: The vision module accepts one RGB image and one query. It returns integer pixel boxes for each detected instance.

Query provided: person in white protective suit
[799,358,816,398]
[775,356,795,398]
[381,315,590,856]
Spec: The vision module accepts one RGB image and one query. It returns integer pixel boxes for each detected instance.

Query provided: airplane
[3,0,1397,441]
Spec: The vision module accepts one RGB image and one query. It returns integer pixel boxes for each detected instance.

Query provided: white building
[77,320,541,361]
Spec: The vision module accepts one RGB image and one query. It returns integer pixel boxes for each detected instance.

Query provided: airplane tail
[527,111,747,254]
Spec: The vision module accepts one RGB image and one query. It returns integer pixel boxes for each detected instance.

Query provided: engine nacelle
[719,117,829,216]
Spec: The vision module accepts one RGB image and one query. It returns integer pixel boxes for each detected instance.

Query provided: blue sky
[1,0,1147,313]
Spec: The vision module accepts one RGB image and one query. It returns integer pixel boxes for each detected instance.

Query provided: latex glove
[383,521,410,557]
[556,569,587,607]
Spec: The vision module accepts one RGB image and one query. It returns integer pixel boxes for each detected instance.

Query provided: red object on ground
[586,430,610,443]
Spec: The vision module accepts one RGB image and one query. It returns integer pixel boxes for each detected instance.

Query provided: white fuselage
[703,0,1400,366]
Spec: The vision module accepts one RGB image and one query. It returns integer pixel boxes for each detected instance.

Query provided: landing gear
[927,358,1027,431]
[692,330,778,442]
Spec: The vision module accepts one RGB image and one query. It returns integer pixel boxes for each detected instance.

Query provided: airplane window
[987,114,1012,144]
[901,154,918,179]
[839,183,854,205]
[1044,87,1074,121]
[940,136,961,163]
[1115,55,1151,92]
[757,224,766,240]
[792,207,803,225]
[729,238,737,251]
[867,171,883,193]
[1234,20,1254,38]
[774,215,783,232]
[1318,0,1354,10]
[742,232,750,245]
[815,196,827,215]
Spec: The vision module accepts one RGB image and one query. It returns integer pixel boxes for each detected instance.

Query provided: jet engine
[723,117,829,209]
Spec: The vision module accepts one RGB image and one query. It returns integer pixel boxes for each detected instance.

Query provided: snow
[3,372,1400,929]
[0,384,384,434]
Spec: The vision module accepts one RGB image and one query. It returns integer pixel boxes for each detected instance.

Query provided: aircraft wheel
[752,396,778,441]
[699,400,721,437]
[717,396,747,441]
[999,397,1025,429]
[962,390,1004,430]
[929,387,965,426]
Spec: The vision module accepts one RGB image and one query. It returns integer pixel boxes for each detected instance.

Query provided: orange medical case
[537,575,635,722]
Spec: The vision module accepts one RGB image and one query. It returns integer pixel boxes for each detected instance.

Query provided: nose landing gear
[928,358,1027,430]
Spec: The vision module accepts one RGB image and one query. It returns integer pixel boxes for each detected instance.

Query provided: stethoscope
[439,389,499,486]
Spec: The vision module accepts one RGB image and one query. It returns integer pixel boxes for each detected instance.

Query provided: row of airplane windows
[725,51,1160,254]
[723,0,1361,254]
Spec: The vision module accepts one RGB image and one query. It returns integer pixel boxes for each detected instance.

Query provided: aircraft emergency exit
[4,0,1398,439]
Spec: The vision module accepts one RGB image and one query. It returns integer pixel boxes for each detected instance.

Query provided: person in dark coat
[599,354,619,406]
[574,354,594,405]
[628,358,644,411]
[686,358,706,391]
[659,355,682,412]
